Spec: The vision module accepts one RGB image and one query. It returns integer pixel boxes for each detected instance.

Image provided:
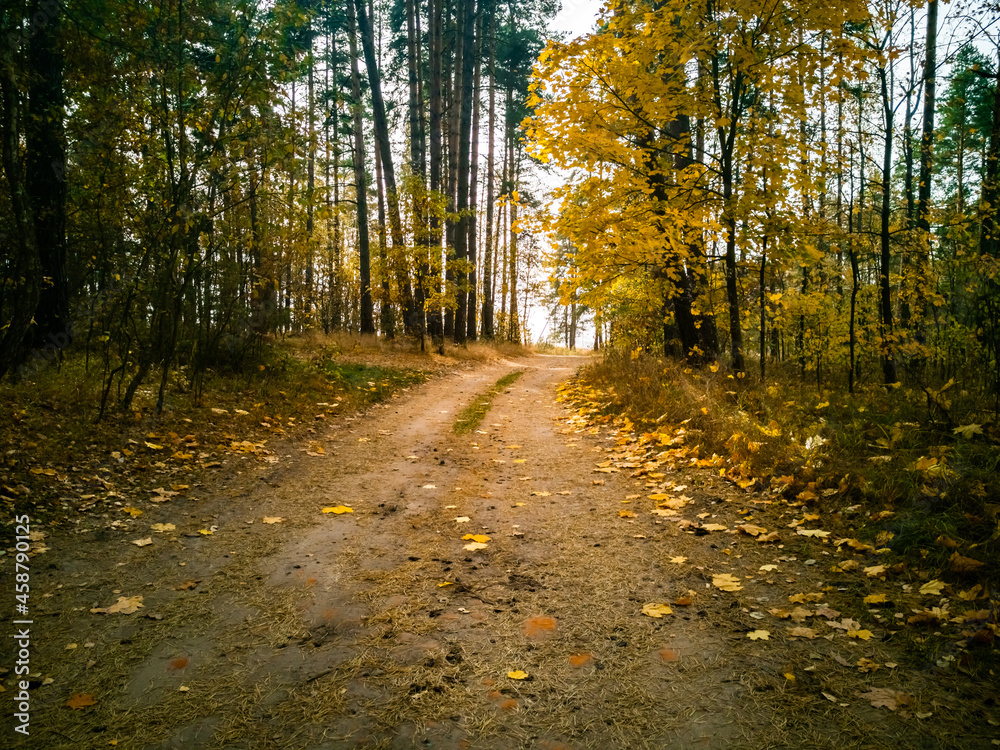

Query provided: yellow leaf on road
[322,506,353,514]
[91,595,144,615]
[919,579,946,596]
[462,534,491,543]
[197,529,213,536]
[747,630,770,640]
[507,670,529,680]
[713,573,743,592]
[642,603,673,618]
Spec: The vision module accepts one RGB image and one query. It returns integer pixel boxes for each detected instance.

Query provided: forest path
[18,355,990,749]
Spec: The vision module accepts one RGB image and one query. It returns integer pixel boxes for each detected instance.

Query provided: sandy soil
[4,354,998,749]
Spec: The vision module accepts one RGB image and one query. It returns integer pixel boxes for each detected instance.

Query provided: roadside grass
[567,350,1000,587]
[0,333,435,529]
[453,370,525,435]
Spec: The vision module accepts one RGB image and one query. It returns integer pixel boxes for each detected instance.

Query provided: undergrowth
[0,334,429,528]
[569,350,1000,586]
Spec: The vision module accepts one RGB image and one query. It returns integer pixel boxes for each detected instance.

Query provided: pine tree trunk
[347,0,375,334]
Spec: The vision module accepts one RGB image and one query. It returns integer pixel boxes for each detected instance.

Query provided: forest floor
[2,352,999,749]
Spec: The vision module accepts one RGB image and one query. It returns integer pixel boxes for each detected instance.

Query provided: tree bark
[347,0,375,334]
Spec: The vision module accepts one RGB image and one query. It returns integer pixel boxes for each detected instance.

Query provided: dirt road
[9,355,997,749]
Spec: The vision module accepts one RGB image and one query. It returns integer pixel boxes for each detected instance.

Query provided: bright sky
[550,0,604,40]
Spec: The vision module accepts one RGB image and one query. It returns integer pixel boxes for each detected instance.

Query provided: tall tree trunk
[878,65,897,383]
[26,0,68,352]
[453,0,476,343]
[406,0,428,343]
[481,0,496,338]
[428,0,444,338]
[355,0,414,333]
[348,0,375,334]
[466,4,483,341]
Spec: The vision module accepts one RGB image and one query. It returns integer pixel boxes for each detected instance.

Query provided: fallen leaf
[857,658,881,673]
[422,484,437,489]
[860,687,912,710]
[322,506,353,514]
[712,573,743,592]
[174,580,200,590]
[66,693,98,709]
[438,581,454,587]
[642,603,673,618]
[788,627,817,639]
[949,552,985,574]
[737,524,768,537]
[462,534,491,543]
[464,542,488,551]
[122,506,143,517]
[507,670,529,680]
[197,528,213,536]
[919,579,946,596]
[759,564,778,572]
[702,523,728,531]
[670,556,687,564]
[796,528,831,538]
[747,630,770,640]
[91,595,144,615]
[846,629,874,640]
[619,510,636,518]
[131,538,153,547]
[864,565,887,578]
[150,523,175,533]
[454,516,471,523]
[864,594,888,605]
[757,531,781,543]
[262,517,284,524]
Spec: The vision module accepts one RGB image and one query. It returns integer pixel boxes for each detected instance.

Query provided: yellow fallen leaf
[712,573,743,592]
[507,670,529,680]
[454,516,471,523]
[702,523,728,531]
[796,528,830,538]
[619,510,636,518]
[438,581,454,587]
[919,579,946,596]
[864,565,887,578]
[642,603,673,618]
[864,594,888,605]
[197,529,213,536]
[262,517,284,524]
[122,507,143,517]
[144,442,164,450]
[747,630,770,640]
[66,693,98,709]
[91,595,144,615]
[513,459,526,464]
[464,542,488,551]
[462,534,491,543]
[846,629,874,640]
[322,506,354,514]
[670,556,687,564]
[150,523,175,533]
[759,564,778,572]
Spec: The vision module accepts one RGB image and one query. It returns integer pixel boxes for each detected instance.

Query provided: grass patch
[452,370,524,434]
